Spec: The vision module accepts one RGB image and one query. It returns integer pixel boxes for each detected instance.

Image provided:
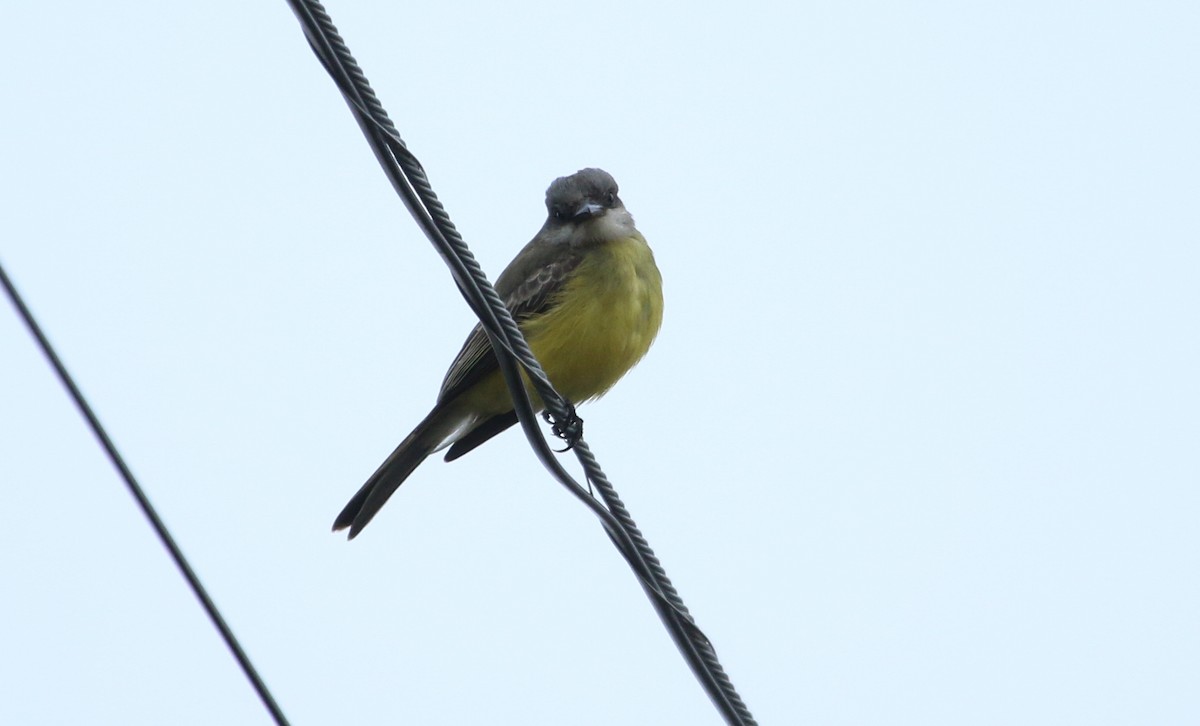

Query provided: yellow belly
[467,234,663,413]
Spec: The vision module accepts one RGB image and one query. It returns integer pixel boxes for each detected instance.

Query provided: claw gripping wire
[544,405,584,451]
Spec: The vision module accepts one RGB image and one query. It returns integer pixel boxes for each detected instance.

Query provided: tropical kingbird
[333,168,663,538]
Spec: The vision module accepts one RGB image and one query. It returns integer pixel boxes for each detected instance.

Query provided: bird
[333,168,663,538]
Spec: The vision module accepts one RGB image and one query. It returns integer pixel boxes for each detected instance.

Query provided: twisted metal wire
[287,2,757,723]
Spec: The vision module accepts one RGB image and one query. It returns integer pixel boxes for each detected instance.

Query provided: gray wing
[436,248,583,405]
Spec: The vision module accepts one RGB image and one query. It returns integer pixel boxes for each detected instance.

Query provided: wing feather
[436,250,582,404]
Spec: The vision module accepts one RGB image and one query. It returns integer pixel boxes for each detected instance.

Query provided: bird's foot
[543,405,583,452]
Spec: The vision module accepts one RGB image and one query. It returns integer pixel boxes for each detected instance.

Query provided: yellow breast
[459,233,662,416]
[523,233,664,404]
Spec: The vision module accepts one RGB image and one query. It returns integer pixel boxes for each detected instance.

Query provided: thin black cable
[0,261,291,726]
[286,2,758,724]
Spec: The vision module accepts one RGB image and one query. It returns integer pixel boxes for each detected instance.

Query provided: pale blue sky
[2,2,1198,724]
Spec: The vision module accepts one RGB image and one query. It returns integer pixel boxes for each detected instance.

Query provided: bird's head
[542,168,636,246]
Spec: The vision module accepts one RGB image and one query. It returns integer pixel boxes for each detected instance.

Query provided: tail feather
[443,411,518,462]
[333,404,464,538]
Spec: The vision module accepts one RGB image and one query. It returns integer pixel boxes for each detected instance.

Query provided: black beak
[572,202,604,220]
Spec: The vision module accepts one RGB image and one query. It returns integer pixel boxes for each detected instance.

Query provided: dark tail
[333,405,459,538]
[443,411,518,462]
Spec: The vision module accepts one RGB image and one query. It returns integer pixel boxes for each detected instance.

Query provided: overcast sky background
[2,2,1198,724]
